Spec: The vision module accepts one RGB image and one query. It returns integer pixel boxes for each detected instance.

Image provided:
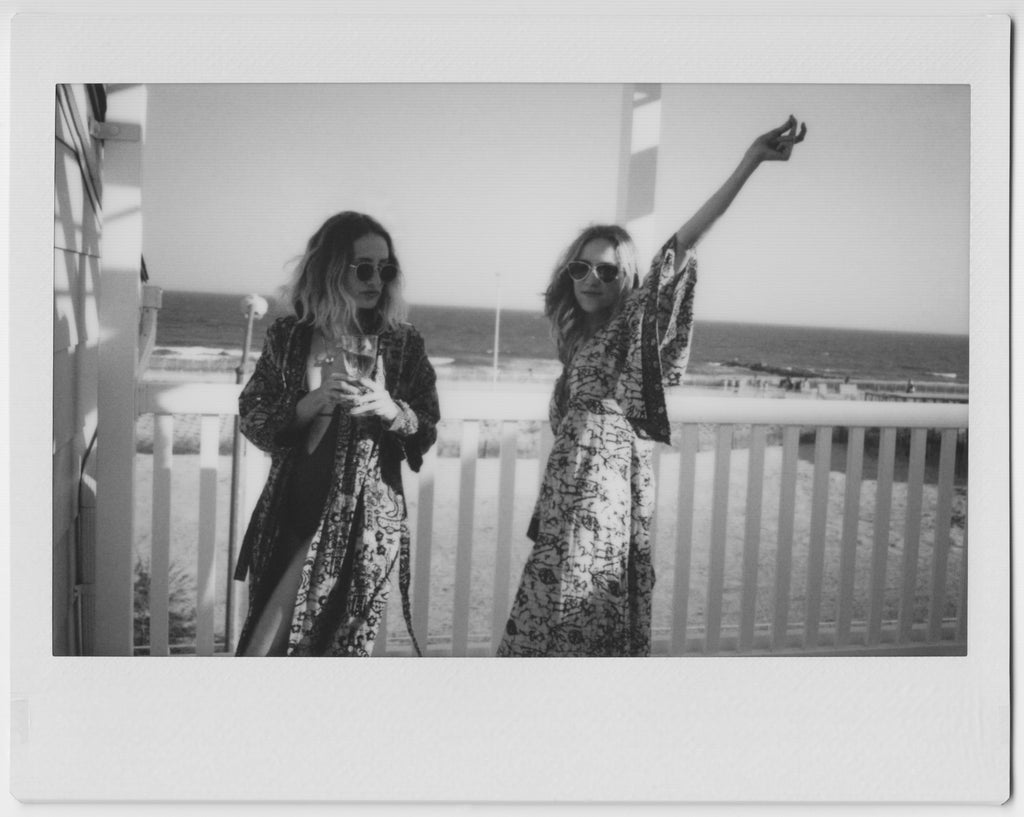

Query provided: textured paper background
[7,2,1011,807]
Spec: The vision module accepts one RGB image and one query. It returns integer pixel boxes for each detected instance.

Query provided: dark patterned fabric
[234,316,439,657]
[498,236,697,657]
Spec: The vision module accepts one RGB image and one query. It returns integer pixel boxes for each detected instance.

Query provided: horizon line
[158,289,970,338]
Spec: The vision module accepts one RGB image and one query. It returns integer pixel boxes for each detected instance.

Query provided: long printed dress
[233,316,439,657]
[497,236,697,657]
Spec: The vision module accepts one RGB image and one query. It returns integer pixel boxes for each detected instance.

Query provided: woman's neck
[356,309,382,334]
[321,310,381,339]
[582,308,611,336]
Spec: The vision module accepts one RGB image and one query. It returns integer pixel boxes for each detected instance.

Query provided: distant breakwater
[722,358,823,379]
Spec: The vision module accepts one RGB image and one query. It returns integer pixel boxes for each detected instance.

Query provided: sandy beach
[132,415,966,652]
[145,346,567,385]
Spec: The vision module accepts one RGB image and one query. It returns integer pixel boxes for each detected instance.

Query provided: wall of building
[53,84,103,655]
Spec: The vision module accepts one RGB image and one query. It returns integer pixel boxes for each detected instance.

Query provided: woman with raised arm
[498,116,807,657]
[234,211,439,657]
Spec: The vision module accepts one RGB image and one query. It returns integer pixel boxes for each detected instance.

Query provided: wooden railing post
[134,385,967,657]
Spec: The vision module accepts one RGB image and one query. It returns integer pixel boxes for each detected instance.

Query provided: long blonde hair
[287,211,408,334]
[543,224,640,365]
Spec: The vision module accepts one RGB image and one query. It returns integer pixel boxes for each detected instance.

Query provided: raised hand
[746,114,808,164]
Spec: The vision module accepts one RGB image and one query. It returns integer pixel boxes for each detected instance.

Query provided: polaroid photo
[10,2,1010,805]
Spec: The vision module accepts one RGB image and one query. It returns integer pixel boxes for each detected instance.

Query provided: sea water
[154,290,969,384]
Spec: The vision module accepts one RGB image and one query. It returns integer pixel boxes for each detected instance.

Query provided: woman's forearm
[292,391,326,428]
[674,152,761,255]
[673,115,807,256]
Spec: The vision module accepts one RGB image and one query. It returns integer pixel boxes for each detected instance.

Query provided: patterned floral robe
[234,316,439,657]
[498,236,697,657]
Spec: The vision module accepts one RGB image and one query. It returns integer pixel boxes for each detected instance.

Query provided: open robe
[234,316,439,656]
[498,236,697,657]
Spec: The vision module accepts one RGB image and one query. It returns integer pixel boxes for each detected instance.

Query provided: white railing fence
[133,383,968,657]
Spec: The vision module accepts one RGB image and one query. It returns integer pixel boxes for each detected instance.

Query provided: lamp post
[492,271,501,385]
[226,294,268,652]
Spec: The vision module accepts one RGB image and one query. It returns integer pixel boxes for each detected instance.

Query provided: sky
[141,83,969,334]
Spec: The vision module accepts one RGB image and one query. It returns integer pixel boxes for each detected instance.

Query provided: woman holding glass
[234,211,439,657]
[498,116,808,657]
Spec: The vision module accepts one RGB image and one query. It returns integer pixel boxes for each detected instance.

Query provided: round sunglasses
[562,260,622,283]
[349,261,399,284]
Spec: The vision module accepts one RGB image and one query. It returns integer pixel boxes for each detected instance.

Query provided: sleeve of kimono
[238,319,304,455]
[615,233,698,444]
[648,233,699,384]
[385,327,439,473]
[547,369,569,434]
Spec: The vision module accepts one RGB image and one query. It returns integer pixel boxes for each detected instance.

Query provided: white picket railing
[135,381,968,657]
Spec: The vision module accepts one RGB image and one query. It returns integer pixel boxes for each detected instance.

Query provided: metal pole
[226,294,266,652]
[492,272,501,385]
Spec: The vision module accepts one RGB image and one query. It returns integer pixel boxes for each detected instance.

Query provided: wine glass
[329,334,378,384]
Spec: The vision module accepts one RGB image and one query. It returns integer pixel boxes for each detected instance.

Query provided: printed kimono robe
[498,236,697,657]
[234,316,439,657]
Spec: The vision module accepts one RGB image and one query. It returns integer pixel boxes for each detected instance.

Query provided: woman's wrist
[294,390,323,424]
[738,149,762,177]
[381,399,400,424]
[386,400,419,436]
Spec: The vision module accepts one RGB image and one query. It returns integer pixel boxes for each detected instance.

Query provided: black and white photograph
[10,2,1011,806]
[54,82,969,660]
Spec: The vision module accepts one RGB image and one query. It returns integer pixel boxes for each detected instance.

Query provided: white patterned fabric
[498,236,697,657]
[234,317,438,656]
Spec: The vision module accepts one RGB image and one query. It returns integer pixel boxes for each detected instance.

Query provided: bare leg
[240,539,310,657]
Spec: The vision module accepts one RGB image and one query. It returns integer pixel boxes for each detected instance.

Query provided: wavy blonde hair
[286,211,408,334]
[543,224,641,365]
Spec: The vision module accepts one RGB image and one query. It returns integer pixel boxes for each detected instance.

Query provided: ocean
[154,290,969,384]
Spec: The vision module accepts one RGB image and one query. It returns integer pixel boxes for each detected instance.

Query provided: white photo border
[10,4,1009,804]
